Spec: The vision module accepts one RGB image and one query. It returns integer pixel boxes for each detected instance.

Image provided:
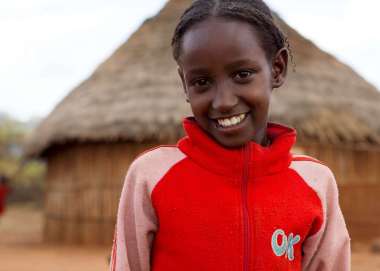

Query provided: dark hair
[0,175,9,185]
[172,0,290,62]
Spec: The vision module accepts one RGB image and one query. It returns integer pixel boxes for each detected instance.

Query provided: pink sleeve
[291,161,351,271]
[109,147,185,271]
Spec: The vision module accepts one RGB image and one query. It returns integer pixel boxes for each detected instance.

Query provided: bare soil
[0,204,380,271]
[0,204,109,271]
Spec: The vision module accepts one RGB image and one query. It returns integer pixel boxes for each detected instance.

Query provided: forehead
[179,17,267,67]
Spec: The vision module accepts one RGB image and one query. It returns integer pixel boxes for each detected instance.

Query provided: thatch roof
[26,0,380,157]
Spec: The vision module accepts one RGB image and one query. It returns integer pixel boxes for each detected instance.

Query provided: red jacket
[110,118,350,271]
[0,185,10,215]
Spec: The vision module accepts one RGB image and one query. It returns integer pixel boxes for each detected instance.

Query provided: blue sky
[1,0,379,121]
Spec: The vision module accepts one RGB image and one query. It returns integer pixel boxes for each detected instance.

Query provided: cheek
[257,92,271,109]
[188,93,212,114]
[246,88,270,104]
[246,89,272,117]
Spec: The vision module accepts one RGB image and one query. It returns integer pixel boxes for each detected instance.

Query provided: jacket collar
[177,117,296,178]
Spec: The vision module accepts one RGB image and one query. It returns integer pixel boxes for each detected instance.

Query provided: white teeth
[217,113,246,128]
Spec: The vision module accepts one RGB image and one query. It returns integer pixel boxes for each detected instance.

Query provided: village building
[26,0,380,245]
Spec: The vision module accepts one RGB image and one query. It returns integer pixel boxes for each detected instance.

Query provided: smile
[216,113,248,128]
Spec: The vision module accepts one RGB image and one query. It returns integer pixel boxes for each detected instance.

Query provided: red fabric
[0,186,10,215]
[150,118,323,270]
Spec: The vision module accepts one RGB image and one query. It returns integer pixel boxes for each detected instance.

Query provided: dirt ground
[1,204,380,271]
[0,204,109,271]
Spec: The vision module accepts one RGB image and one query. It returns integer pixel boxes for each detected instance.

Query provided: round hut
[26,0,380,245]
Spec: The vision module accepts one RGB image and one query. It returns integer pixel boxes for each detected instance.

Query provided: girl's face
[178,17,287,148]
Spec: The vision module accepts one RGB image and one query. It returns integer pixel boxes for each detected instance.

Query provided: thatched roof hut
[26,0,380,244]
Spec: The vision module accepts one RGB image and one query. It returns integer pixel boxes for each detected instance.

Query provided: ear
[178,66,189,102]
[271,48,288,89]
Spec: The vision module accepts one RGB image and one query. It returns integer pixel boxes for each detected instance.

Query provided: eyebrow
[185,67,211,76]
[185,59,260,77]
[225,59,260,70]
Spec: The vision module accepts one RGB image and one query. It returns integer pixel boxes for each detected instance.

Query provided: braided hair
[172,0,291,63]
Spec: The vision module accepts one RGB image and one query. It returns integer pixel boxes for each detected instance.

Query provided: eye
[189,77,212,92]
[233,70,254,82]
[193,78,210,87]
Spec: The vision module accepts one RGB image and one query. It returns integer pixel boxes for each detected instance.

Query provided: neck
[252,126,269,147]
[261,135,271,147]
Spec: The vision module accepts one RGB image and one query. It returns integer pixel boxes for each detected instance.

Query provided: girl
[0,175,11,222]
[110,0,351,270]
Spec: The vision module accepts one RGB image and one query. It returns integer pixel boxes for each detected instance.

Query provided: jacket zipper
[242,144,251,271]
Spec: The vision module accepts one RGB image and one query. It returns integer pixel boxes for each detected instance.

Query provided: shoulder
[290,154,338,206]
[290,154,333,181]
[291,154,323,164]
[131,145,186,171]
[125,145,187,193]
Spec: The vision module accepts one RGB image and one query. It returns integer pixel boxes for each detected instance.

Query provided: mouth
[214,112,249,129]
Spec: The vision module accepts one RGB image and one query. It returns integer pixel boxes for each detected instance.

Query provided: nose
[211,82,238,113]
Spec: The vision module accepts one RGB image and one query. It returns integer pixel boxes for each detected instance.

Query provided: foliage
[0,113,45,202]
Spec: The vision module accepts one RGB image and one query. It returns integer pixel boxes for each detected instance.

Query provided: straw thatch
[25,0,380,157]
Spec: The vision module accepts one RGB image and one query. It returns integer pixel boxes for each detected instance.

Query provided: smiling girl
[110,1,350,270]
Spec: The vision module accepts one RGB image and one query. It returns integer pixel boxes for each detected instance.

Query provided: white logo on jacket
[271,229,301,261]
